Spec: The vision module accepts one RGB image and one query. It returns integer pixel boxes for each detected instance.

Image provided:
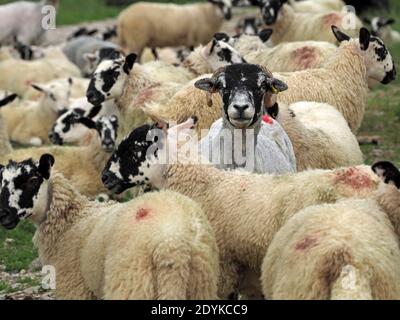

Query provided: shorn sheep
[0,0,59,45]
[0,78,73,146]
[261,197,400,300]
[364,17,400,45]
[259,0,362,45]
[0,154,219,300]
[0,115,119,198]
[117,0,233,58]
[101,119,397,298]
[275,26,396,132]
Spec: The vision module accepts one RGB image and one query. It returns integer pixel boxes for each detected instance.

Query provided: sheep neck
[33,173,88,259]
[324,40,368,132]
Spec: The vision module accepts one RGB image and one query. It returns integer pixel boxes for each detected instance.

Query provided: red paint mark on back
[322,13,342,28]
[292,46,318,69]
[262,115,274,125]
[136,207,151,221]
[295,235,319,251]
[334,167,376,190]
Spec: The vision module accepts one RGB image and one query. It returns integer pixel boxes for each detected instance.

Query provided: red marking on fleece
[334,167,375,190]
[135,88,155,105]
[262,115,273,125]
[136,208,151,220]
[292,46,318,69]
[295,235,319,251]
[322,13,342,28]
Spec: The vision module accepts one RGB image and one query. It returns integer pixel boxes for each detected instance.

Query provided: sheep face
[102,118,197,194]
[195,63,287,129]
[49,108,87,145]
[0,154,54,230]
[83,47,123,78]
[332,26,396,85]
[201,37,246,71]
[260,0,284,25]
[31,78,74,114]
[365,17,396,37]
[236,17,262,35]
[209,0,233,20]
[86,53,137,106]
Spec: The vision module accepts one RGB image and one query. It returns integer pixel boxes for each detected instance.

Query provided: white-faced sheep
[364,17,400,45]
[101,119,399,298]
[195,64,296,174]
[259,0,362,45]
[275,26,397,132]
[117,0,233,58]
[0,154,219,300]
[0,78,73,146]
[0,0,59,45]
[262,196,400,299]
[0,115,119,198]
[144,64,363,171]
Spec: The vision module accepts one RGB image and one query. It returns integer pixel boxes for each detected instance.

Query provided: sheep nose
[233,104,249,113]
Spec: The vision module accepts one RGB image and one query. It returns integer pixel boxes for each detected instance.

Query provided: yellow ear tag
[271,86,279,94]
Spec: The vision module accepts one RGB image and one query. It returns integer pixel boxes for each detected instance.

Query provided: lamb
[101,119,399,298]
[261,197,400,300]
[117,0,233,58]
[0,115,119,198]
[260,0,362,45]
[0,78,73,146]
[0,154,219,300]
[275,26,396,132]
[144,64,363,171]
[0,0,59,45]
[0,55,81,96]
[195,64,297,174]
[364,17,400,44]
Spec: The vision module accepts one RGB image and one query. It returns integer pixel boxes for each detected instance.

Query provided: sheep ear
[266,78,288,93]
[213,32,230,42]
[359,27,371,51]
[258,28,273,43]
[194,78,217,93]
[372,161,400,189]
[38,154,55,180]
[0,94,17,108]
[31,84,47,94]
[77,117,97,130]
[331,25,351,43]
[123,53,137,74]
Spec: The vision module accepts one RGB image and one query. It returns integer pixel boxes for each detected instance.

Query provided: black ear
[385,18,395,25]
[0,94,17,108]
[194,78,217,93]
[363,18,372,25]
[38,154,55,180]
[123,53,137,74]
[331,25,351,43]
[266,78,288,93]
[214,32,230,42]
[31,84,45,93]
[372,161,400,188]
[359,27,371,51]
[87,104,102,119]
[258,28,273,42]
[77,117,97,130]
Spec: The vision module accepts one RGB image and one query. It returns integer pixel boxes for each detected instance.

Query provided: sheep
[236,17,263,35]
[0,115,119,198]
[101,118,398,298]
[0,154,219,300]
[218,31,339,73]
[275,26,397,132]
[0,78,73,146]
[117,0,233,59]
[364,17,400,45]
[286,0,346,13]
[144,64,363,171]
[62,36,122,77]
[261,197,400,300]
[49,98,119,146]
[259,1,362,45]
[195,64,296,174]
[0,0,59,45]
[0,55,81,96]
[23,77,90,101]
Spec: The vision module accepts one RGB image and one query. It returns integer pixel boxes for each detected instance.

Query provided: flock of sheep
[0,0,399,300]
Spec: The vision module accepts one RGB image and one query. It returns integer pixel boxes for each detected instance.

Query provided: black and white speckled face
[202,37,246,70]
[195,63,287,129]
[0,155,54,230]
[260,0,284,25]
[49,108,86,145]
[372,161,400,189]
[86,53,136,106]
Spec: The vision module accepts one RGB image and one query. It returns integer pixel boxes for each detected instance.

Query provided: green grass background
[0,0,399,286]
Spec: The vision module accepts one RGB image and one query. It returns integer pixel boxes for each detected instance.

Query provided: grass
[0,0,399,273]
